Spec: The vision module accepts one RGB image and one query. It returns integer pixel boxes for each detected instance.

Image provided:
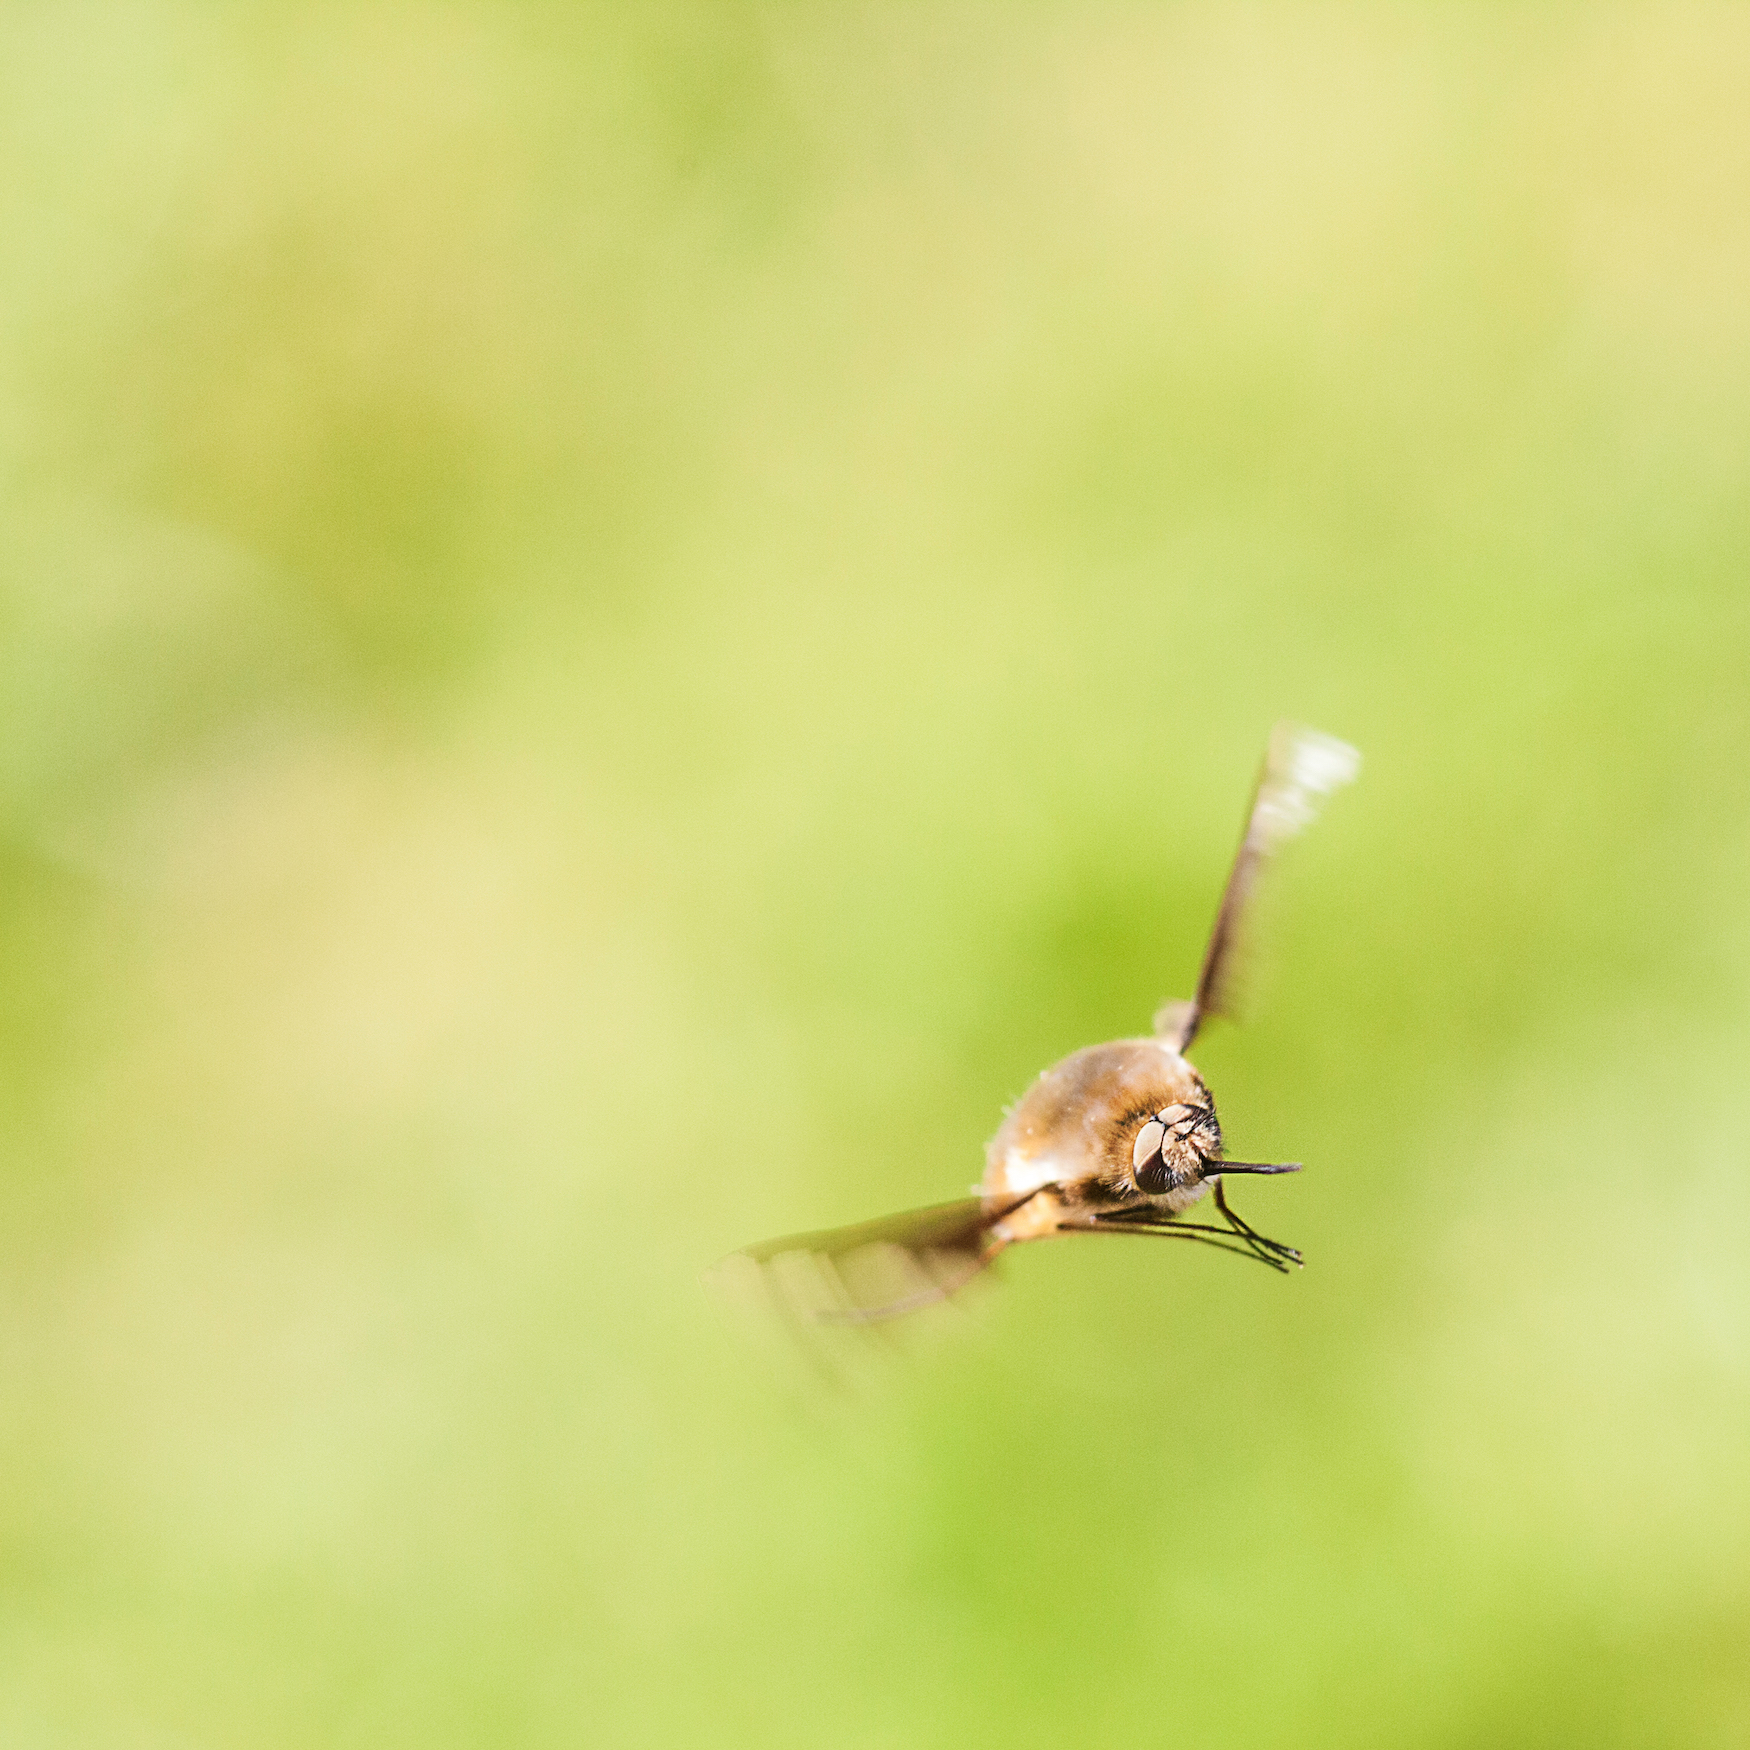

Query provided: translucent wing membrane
[738,1198,1001,1269]
[707,1198,1016,1391]
[1160,721,1360,1052]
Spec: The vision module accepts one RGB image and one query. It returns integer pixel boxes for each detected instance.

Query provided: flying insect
[724,722,1359,1326]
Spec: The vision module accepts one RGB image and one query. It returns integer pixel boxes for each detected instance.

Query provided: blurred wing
[706,1197,1017,1390]
[1161,722,1360,1052]
[739,1197,1001,1267]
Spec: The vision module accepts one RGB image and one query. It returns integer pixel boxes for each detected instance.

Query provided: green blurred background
[3,3,1749,1744]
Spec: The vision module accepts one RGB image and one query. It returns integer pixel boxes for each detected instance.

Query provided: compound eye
[1132,1118,1168,1191]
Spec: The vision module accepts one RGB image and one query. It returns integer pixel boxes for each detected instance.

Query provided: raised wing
[1158,722,1359,1053]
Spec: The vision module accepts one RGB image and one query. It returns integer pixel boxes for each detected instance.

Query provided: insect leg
[1086,1212,1284,1267]
[1212,1176,1303,1269]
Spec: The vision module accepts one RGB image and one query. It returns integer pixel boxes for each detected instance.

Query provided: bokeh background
[4,3,1749,1744]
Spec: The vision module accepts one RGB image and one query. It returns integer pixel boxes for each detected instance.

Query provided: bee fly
[721,723,1359,1327]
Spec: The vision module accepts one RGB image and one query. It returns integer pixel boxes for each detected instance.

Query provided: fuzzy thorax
[982,1037,1222,1228]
